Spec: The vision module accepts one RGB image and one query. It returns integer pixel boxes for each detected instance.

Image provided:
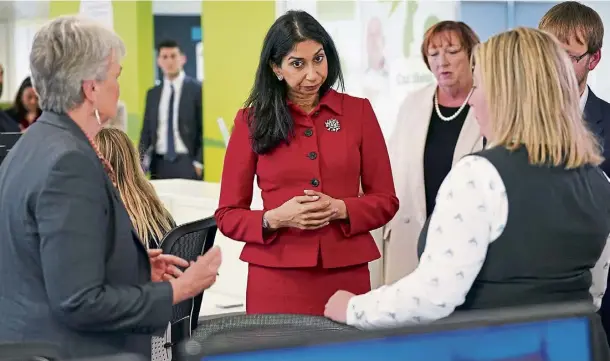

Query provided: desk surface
[200,291,246,317]
[151,179,262,208]
[151,179,222,199]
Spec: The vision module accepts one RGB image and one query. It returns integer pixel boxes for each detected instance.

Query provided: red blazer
[215,90,399,268]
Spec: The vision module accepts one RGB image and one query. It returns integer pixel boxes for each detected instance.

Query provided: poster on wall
[281,0,458,141]
[79,0,114,30]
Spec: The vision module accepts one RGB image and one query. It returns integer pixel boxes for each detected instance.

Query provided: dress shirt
[156,71,189,155]
[581,86,589,112]
[346,155,610,330]
[215,89,399,269]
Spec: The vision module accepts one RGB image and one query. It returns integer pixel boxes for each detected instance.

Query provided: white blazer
[382,83,483,285]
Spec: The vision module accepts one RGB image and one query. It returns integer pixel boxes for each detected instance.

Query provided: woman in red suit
[215,10,399,316]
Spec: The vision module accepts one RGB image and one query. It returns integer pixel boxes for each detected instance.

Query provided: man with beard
[540,2,610,347]
[540,2,610,176]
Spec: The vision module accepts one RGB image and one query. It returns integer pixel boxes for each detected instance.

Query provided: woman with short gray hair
[0,16,222,359]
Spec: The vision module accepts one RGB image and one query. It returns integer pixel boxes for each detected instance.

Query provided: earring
[94,109,101,125]
[277,74,283,81]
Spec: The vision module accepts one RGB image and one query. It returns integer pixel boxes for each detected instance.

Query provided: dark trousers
[150,154,200,180]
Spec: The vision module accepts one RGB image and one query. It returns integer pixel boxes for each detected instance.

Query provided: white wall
[585,1,610,103]
[1,19,46,103]
[152,0,201,15]
[0,1,48,102]
[0,20,13,102]
[13,21,44,90]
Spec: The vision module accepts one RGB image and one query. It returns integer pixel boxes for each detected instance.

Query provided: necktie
[165,84,177,162]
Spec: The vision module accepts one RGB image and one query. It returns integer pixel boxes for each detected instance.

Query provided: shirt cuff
[346,294,364,328]
[192,161,203,169]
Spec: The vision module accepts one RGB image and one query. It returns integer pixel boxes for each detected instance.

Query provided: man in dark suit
[540,2,610,175]
[0,64,14,134]
[139,40,203,180]
[0,110,19,133]
[540,1,610,345]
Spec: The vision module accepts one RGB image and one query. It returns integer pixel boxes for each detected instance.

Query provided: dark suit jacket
[585,88,610,176]
[0,112,173,359]
[589,88,610,346]
[0,110,19,133]
[139,76,203,164]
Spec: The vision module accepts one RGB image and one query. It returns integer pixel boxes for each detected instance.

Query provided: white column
[275,0,287,18]
[0,19,14,102]
[585,1,610,101]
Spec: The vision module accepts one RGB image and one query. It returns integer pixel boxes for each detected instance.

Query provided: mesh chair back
[153,216,217,361]
[0,342,60,361]
[162,216,217,330]
[184,314,359,357]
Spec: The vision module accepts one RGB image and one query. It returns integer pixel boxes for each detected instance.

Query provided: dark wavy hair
[245,10,344,154]
[13,76,41,121]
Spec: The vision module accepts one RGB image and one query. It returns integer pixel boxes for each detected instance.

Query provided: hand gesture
[265,194,338,230]
[148,249,189,282]
[194,165,203,179]
[169,246,222,304]
[324,290,355,324]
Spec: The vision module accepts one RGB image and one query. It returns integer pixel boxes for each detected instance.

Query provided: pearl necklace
[434,88,474,122]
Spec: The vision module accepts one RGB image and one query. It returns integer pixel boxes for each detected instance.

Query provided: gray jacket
[0,111,173,359]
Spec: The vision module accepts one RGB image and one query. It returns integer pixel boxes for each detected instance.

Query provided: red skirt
[246,263,371,316]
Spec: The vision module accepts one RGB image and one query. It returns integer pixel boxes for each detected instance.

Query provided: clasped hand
[265,190,346,230]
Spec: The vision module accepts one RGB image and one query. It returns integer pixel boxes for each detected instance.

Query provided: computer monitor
[187,302,597,361]
[0,132,21,166]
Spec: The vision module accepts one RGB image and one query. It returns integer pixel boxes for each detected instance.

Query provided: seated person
[5,76,41,131]
[95,127,175,248]
[324,27,610,332]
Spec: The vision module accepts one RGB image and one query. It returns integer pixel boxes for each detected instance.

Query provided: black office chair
[151,216,217,361]
[183,314,359,357]
[0,342,60,361]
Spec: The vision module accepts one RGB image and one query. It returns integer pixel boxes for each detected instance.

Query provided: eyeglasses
[568,51,589,63]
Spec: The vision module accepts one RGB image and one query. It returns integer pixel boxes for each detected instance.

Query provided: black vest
[418,146,610,311]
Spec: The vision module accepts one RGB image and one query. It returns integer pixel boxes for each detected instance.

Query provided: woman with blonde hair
[325,27,610,344]
[95,127,174,248]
